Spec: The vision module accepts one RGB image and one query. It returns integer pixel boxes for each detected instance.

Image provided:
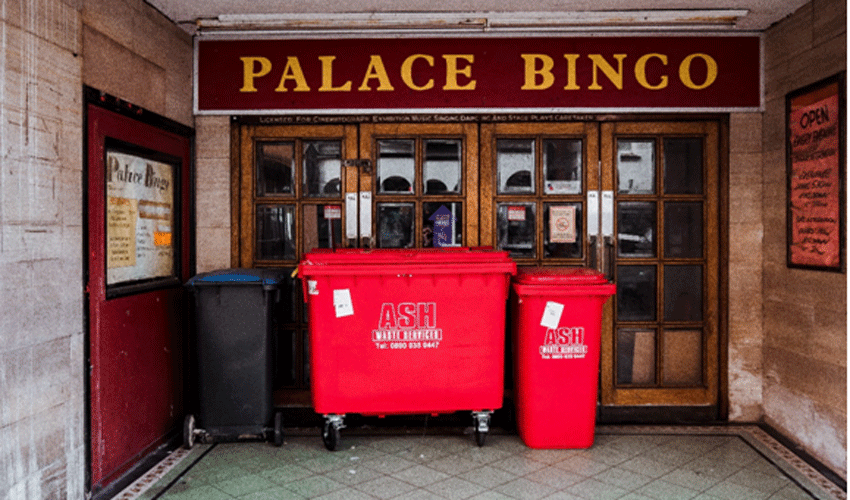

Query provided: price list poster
[787,74,845,271]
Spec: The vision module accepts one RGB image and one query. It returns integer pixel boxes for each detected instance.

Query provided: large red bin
[511,267,615,449]
[299,248,516,449]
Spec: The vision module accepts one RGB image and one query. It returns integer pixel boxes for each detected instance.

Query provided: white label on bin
[371,302,443,350]
[307,280,319,295]
[540,326,588,359]
[540,301,564,329]
[333,289,354,318]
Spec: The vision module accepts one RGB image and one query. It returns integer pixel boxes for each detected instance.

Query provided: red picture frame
[786,73,845,272]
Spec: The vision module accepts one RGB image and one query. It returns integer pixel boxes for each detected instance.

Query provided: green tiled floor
[121,427,844,500]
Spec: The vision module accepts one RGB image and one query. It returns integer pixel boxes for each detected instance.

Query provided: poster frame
[785,72,846,273]
[103,137,183,297]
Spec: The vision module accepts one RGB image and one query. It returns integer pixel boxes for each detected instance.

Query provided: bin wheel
[322,421,340,451]
[474,429,487,447]
[472,411,492,448]
[183,414,195,449]
[273,412,284,447]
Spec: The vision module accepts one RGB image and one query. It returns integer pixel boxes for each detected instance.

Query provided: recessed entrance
[233,117,722,421]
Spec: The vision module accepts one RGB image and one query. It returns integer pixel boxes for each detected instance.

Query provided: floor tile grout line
[119,427,845,500]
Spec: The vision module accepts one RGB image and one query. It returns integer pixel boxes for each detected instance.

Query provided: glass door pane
[377,139,415,194]
[377,203,415,248]
[424,139,461,194]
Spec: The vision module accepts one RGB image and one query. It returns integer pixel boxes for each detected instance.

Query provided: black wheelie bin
[184,268,286,447]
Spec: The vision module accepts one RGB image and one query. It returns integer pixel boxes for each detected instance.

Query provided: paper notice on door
[549,205,577,243]
[541,301,564,329]
[333,289,354,318]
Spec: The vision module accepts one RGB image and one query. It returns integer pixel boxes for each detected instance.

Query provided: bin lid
[185,268,285,287]
[299,247,516,277]
[514,267,608,285]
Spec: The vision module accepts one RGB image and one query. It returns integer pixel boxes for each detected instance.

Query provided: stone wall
[761,0,847,476]
[195,115,233,272]
[0,1,85,498]
[0,0,192,498]
[727,113,765,422]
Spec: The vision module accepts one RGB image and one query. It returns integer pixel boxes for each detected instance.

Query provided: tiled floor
[116,426,845,500]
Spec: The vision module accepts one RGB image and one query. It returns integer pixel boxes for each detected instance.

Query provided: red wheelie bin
[511,267,615,449]
[299,248,516,450]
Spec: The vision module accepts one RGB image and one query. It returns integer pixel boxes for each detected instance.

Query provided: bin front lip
[512,282,616,296]
[299,262,517,278]
[513,266,609,286]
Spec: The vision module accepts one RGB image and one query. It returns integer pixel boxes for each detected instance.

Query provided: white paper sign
[324,205,341,219]
[345,193,358,239]
[507,206,526,221]
[307,280,319,295]
[540,301,564,329]
[549,205,577,243]
[333,289,354,318]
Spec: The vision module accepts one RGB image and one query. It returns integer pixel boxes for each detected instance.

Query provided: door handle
[603,235,615,282]
[588,235,598,270]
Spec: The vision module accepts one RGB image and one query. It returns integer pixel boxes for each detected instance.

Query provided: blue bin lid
[186,268,285,287]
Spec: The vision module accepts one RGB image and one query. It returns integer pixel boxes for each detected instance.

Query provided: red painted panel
[196,36,761,112]
[86,104,192,489]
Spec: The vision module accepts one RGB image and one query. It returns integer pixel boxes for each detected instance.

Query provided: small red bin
[299,248,516,447]
[511,267,615,449]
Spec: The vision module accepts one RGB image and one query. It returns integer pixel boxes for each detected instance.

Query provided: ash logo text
[372,302,442,350]
[540,327,587,359]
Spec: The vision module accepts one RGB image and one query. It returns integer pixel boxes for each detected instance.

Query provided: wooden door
[599,121,720,418]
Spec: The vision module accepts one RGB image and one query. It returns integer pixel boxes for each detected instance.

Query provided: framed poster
[786,73,845,272]
[104,139,181,291]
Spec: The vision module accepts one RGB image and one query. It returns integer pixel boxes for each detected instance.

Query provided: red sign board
[787,78,843,270]
[195,36,761,113]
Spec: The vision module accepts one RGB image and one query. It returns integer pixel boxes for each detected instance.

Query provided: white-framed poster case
[786,72,845,272]
[104,138,182,295]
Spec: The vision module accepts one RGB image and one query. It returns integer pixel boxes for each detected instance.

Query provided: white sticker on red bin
[540,301,564,329]
[333,289,354,318]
